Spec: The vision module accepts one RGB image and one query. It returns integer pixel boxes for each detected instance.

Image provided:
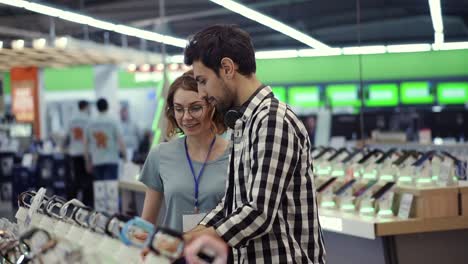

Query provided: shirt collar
[237,85,273,122]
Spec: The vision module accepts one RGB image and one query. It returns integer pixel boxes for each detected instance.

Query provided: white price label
[398,193,414,219]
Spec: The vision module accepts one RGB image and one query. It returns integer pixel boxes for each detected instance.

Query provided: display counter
[320,184,468,264]
[118,179,468,264]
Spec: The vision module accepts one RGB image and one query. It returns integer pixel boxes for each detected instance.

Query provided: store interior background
[0,0,468,264]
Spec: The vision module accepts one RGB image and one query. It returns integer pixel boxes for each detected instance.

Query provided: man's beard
[214,83,235,116]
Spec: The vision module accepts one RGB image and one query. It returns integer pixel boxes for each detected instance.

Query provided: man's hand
[185,235,228,264]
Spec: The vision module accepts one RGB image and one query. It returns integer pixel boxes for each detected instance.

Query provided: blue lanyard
[184,136,216,213]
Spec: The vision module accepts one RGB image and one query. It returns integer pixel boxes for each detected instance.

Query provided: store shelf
[319,209,378,239]
[319,208,468,240]
[376,216,468,236]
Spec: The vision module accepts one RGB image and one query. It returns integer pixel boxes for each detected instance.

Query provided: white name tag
[183,213,207,232]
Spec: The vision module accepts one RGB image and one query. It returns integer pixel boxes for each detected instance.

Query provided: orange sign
[93,131,108,149]
[10,67,40,137]
[72,127,84,141]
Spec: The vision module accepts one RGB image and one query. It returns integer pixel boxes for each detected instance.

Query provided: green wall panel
[118,70,162,89]
[257,50,468,84]
[2,73,11,95]
[43,66,94,91]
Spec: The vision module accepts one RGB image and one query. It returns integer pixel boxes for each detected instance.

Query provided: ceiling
[0,0,468,55]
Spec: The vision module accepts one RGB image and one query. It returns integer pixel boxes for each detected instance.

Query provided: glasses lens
[189,105,204,119]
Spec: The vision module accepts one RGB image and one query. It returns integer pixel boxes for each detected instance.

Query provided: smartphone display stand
[376,192,395,218]
[330,164,346,178]
[357,192,375,217]
[397,166,416,187]
[361,164,378,181]
[336,192,355,212]
[378,164,396,182]
[319,188,336,209]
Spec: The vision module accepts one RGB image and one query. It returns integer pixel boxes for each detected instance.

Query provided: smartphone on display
[392,151,412,166]
[316,177,337,193]
[314,148,334,160]
[341,150,361,163]
[375,149,397,164]
[353,180,378,197]
[412,151,435,167]
[371,182,396,200]
[327,149,349,162]
[334,179,356,196]
[357,150,382,164]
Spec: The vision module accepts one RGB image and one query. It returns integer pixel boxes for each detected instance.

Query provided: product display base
[324,229,468,264]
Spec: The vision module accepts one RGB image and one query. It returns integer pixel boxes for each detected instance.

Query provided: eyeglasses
[172,104,205,119]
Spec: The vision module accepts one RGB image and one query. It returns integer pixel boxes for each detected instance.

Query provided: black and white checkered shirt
[200,86,326,263]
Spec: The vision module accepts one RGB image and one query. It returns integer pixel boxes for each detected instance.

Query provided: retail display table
[320,184,468,264]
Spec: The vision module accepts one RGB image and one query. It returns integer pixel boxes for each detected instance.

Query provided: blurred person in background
[65,100,93,206]
[85,98,127,182]
[120,104,141,155]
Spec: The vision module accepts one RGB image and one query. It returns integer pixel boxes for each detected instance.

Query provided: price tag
[440,160,453,185]
[398,193,414,219]
[22,153,34,168]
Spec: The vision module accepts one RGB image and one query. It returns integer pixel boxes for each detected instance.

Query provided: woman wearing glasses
[139,70,229,233]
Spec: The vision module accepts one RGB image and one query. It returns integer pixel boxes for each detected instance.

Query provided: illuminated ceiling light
[32,38,47,49]
[0,0,28,8]
[209,0,329,49]
[386,44,432,53]
[12,39,25,50]
[181,64,191,71]
[428,0,443,33]
[54,37,68,49]
[0,0,186,48]
[433,41,468,50]
[255,50,298,59]
[434,32,444,47]
[169,63,179,71]
[25,2,60,17]
[428,0,444,45]
[342,45,387,55]
[140,64,151,72]
[127,64,137,72]
[298,48,342,57]
[156,63,165,71]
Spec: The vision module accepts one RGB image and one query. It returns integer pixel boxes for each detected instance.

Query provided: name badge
[182,213,207,232]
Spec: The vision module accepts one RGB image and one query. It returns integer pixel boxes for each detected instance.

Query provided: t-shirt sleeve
[139,147,163,192]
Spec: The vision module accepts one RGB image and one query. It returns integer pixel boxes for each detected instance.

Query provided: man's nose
[198,86,207,99]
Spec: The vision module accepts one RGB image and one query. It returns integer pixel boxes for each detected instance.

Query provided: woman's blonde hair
[165,70,226,138]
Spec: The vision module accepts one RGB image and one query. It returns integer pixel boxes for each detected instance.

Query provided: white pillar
[93,65,119,120]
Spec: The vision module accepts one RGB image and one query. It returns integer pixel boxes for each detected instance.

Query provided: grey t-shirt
[139,137,229,232]
[86,114,122,165]
[68,112,89,156]
[121,121,140,151]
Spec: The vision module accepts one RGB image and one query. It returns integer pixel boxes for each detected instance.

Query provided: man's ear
[220,57,236,80]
